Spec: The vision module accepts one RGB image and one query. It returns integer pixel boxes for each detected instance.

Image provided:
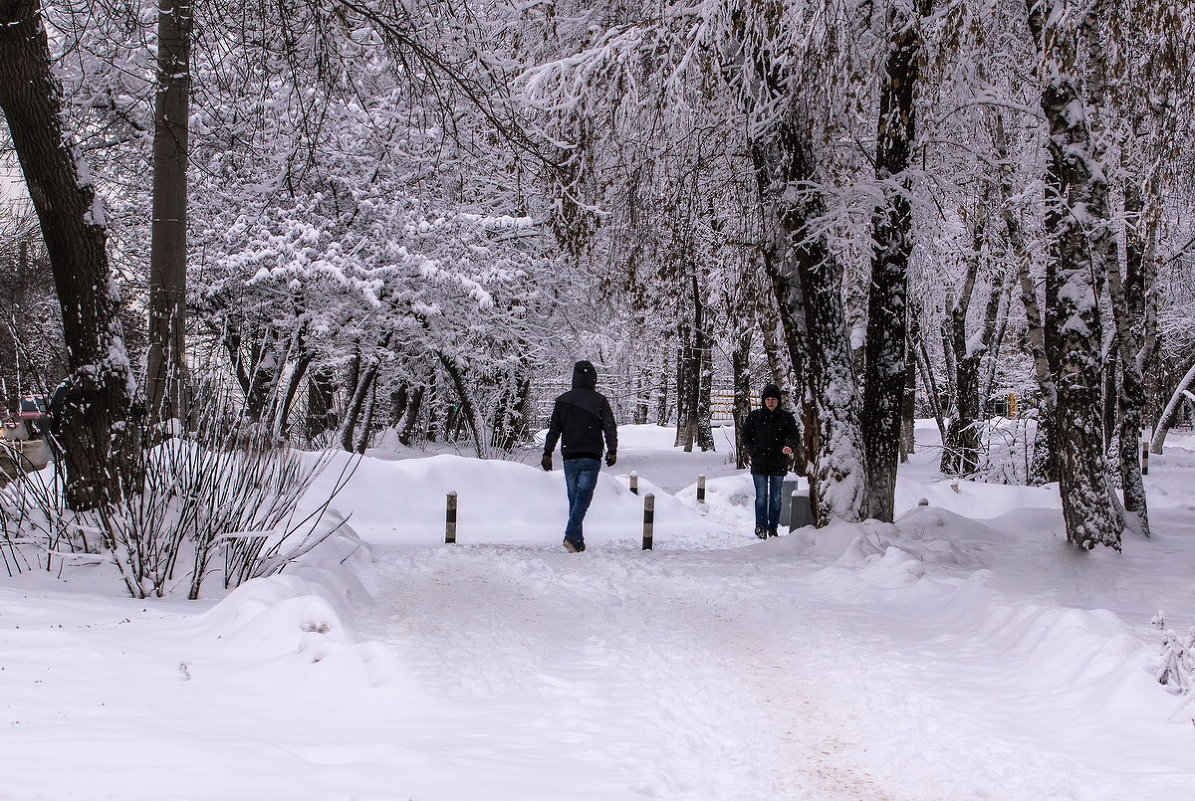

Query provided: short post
[696,474,706,504]
[445,491,457,544]
[629,472,639,495]
[642,493,655,550]
[1141,440,1149,476]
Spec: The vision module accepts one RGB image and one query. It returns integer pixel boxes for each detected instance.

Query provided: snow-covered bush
[0,407,355,599]
[1152,613,1195,695]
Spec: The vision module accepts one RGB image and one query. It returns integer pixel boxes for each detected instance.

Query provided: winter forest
[1,0,1195,598]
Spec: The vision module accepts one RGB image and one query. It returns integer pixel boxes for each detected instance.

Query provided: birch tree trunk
[1027,0,1123,549]
[0,0,142,510]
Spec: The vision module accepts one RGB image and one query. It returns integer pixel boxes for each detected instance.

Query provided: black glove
[605,451,617,467]
[540,452,553,471]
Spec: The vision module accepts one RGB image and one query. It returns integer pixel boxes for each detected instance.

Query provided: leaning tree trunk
[0,0,142,511]
[1149,358,1195,455]
[146,0,192,424]
[439,353,489,459]
[861,0,930,522]
[1028,0,1123,549]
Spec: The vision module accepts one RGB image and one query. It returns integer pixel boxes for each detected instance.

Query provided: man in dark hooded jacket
[541,360,618,552]
[741,383,799,538]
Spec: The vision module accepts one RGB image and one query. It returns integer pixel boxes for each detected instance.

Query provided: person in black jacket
[741,383,799,539]
[541,360,618,552]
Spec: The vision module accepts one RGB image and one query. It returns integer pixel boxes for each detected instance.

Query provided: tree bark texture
[305,367,338,440]
[993,113,1057,484]
[674,326,696,451]
[146,0,192,423]
[861,0,930,522]
[750,129,867,526]
[0,0,142,510]
[1027,0,1123,549]
[1107,181,1156,536]
[732,331,753,469]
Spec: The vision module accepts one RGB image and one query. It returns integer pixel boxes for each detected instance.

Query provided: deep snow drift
[1,422,1193,801]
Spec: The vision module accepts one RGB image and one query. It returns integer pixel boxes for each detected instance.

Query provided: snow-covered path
[359,541,893,801]
[353,531,1194,801]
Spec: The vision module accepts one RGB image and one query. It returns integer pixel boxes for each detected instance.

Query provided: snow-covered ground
[2,421,1193,800]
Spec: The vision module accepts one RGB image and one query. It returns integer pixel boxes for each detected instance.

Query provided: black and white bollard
[696,474,706,504]
[1142,440,1150,476]
[642,493,655,550]
[630,472,639,495]
[445,491,457,544]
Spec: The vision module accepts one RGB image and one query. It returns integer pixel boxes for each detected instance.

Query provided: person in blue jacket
[541,360,618,552]
[741,384,799,538]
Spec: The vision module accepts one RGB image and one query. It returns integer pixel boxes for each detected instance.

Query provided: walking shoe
[767,527,778,538]
[754,526,768,540]
[563,538,586,552]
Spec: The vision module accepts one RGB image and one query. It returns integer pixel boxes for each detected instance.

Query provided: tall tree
[1026,0,1123,549]
[861,0,933,521]
[0,0,142,509]
[146,0,192,423]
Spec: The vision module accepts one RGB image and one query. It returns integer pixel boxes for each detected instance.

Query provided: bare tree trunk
[758,304,787,389]
[899,316,917,462]
[399,385,425,447]
[692,276,715,452]
[146,0,192,424]
[1150,359,1195,454]
[0,0,142,510]
[304,366,337,440]
[674,325,696,451]
[654,345,671,426]
[861,0,930,522]
[941,223,1003,477]
[750,129,867,526]
[732,330,753,469]
[439,353,489,459]
[1027,0,1123,549]
[339,356,376,453]
[1108,181,1157,537]
[993,113,1057,484]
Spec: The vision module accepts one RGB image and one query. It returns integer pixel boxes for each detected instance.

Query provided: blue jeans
[753,474,784,530]
[563,458,601,544]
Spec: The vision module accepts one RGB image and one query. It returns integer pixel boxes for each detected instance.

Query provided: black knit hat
[761,384,782,402]
[572,360,597,389]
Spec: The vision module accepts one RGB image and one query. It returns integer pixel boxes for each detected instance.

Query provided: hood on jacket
[761,384,782,404]
[572,360,598,389]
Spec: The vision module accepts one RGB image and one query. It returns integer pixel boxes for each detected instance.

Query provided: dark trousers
[752,473,784,530]
[563,457,601,544]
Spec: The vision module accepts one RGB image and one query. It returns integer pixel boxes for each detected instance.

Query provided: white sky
[1,422,1193,800]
